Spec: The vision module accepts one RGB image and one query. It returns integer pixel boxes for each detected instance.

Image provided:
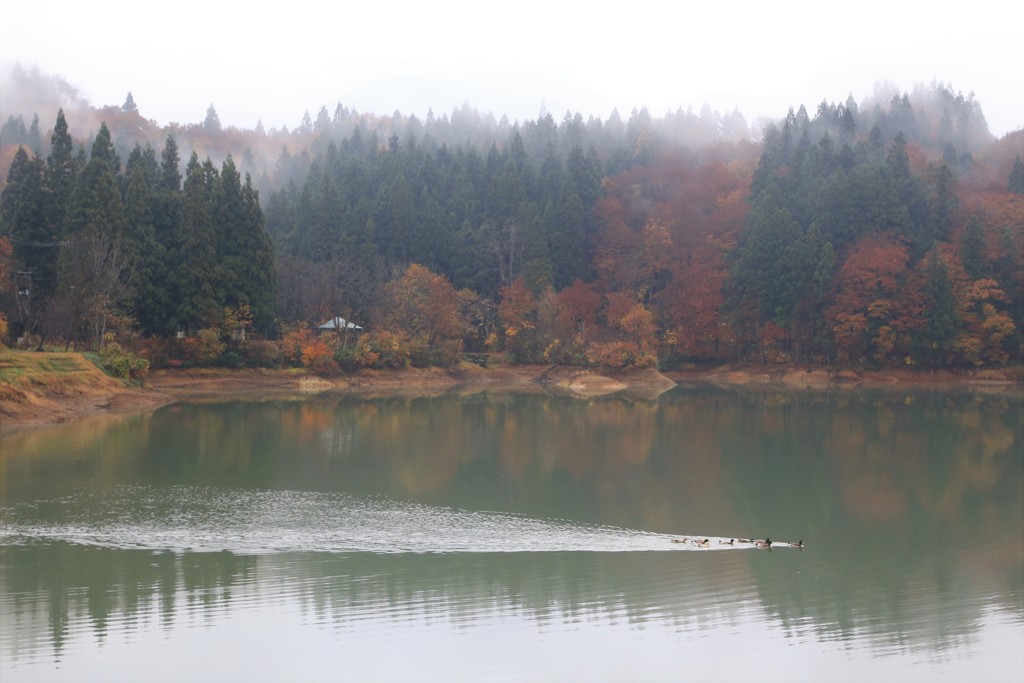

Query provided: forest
[1,65,1022,374]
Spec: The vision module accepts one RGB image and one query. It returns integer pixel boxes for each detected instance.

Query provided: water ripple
[0,484,797,555]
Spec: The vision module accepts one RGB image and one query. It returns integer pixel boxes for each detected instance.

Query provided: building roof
[317,316,363,331]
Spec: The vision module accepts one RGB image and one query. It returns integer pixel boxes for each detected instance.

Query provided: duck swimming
[671,537,689,544]
[787,540,804,548]
[693,538,711,548]
[755,538,772,549]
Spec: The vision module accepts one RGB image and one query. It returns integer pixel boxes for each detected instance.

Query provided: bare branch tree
[52,227,136,349]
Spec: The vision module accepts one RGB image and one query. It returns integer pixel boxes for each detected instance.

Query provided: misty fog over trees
[1,64,1021,372]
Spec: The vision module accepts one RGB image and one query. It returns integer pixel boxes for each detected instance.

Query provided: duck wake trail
[0,485,794,554]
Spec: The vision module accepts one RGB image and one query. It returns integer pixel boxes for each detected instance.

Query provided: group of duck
[671,537,804,550]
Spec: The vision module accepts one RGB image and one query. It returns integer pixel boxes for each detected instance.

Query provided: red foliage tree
[591,154,751,362]
[824,233,911,363]
[554,279,601,340]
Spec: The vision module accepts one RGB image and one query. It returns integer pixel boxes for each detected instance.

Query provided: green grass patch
[0,351,96,387]
[0,352,28,383]
[0,367,26,383]
[46,356,87,372]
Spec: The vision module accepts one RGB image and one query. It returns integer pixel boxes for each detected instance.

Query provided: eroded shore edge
[2,361,1020,432]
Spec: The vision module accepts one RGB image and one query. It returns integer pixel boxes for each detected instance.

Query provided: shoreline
[664,364,1024,392]
[2,359,1021,432]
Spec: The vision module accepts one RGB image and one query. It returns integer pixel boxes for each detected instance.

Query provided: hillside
[1,69,1021,375]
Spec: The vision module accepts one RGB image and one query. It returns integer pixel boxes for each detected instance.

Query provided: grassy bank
[0,349,165,428]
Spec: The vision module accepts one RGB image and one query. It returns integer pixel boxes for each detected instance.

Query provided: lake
[1,383,1022,682]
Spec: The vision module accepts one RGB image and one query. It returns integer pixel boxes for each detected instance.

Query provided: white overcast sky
[1,0,1022,136]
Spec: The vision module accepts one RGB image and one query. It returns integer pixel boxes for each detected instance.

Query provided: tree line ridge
[1,78,1021,373]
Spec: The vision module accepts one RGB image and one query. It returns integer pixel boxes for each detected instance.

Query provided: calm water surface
[1,384,1022,682]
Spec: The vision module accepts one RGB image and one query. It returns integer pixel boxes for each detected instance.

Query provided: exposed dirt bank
[0,359,682,430]
[0,351,174,431]
[144,364,679,400]
[2,352,1020,432]
[0,360,543,431]
[146,363,539,397]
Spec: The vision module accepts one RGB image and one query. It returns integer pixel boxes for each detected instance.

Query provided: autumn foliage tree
[952,278,1016,365]
[591,151,753,363]
[586,302,659,369]
[383,264,464,366]
[823,233,910,363]
[544,279,602,363]
[496,277,540,362]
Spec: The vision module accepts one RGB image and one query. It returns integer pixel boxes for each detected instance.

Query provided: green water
[1,385,1022,682]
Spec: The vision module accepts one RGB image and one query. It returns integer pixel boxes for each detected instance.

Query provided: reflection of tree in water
[715,388,1023,655]
[286,551,755,632]
[4,543,754,661]
[2,543,256,661]
[133,393,669,523]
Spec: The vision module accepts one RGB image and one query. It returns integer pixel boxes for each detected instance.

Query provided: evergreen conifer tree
[239,174,276,334]
[203,104,222,133]
[27,114,43,155]
[922,246,959,367]
[68,123,125,240]
[959,214,988,280]
[47,109,77,229]
[123,158,167,334]
[548,176,587,289]
[1009,155,1024,195]
[214,156,246,303]
[1,148,60,320]
[175,154,219,332]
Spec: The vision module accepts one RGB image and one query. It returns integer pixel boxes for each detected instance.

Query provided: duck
[671,537,689,544]
[720,538,736,545]
[755,538,772,549]
[787,540,804,549]
[736,538,755,544]
[693,538,711,548]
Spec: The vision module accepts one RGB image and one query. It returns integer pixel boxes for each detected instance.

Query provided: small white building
[317,317,363,332]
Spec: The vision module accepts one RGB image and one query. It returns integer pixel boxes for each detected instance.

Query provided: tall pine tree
[238,174,276,334]
[175,154,219,332]
[123,144,167,335]
[921,246,959,367]
[60,123,132,346]
[46,109,78,234]
[0,148,60,330]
